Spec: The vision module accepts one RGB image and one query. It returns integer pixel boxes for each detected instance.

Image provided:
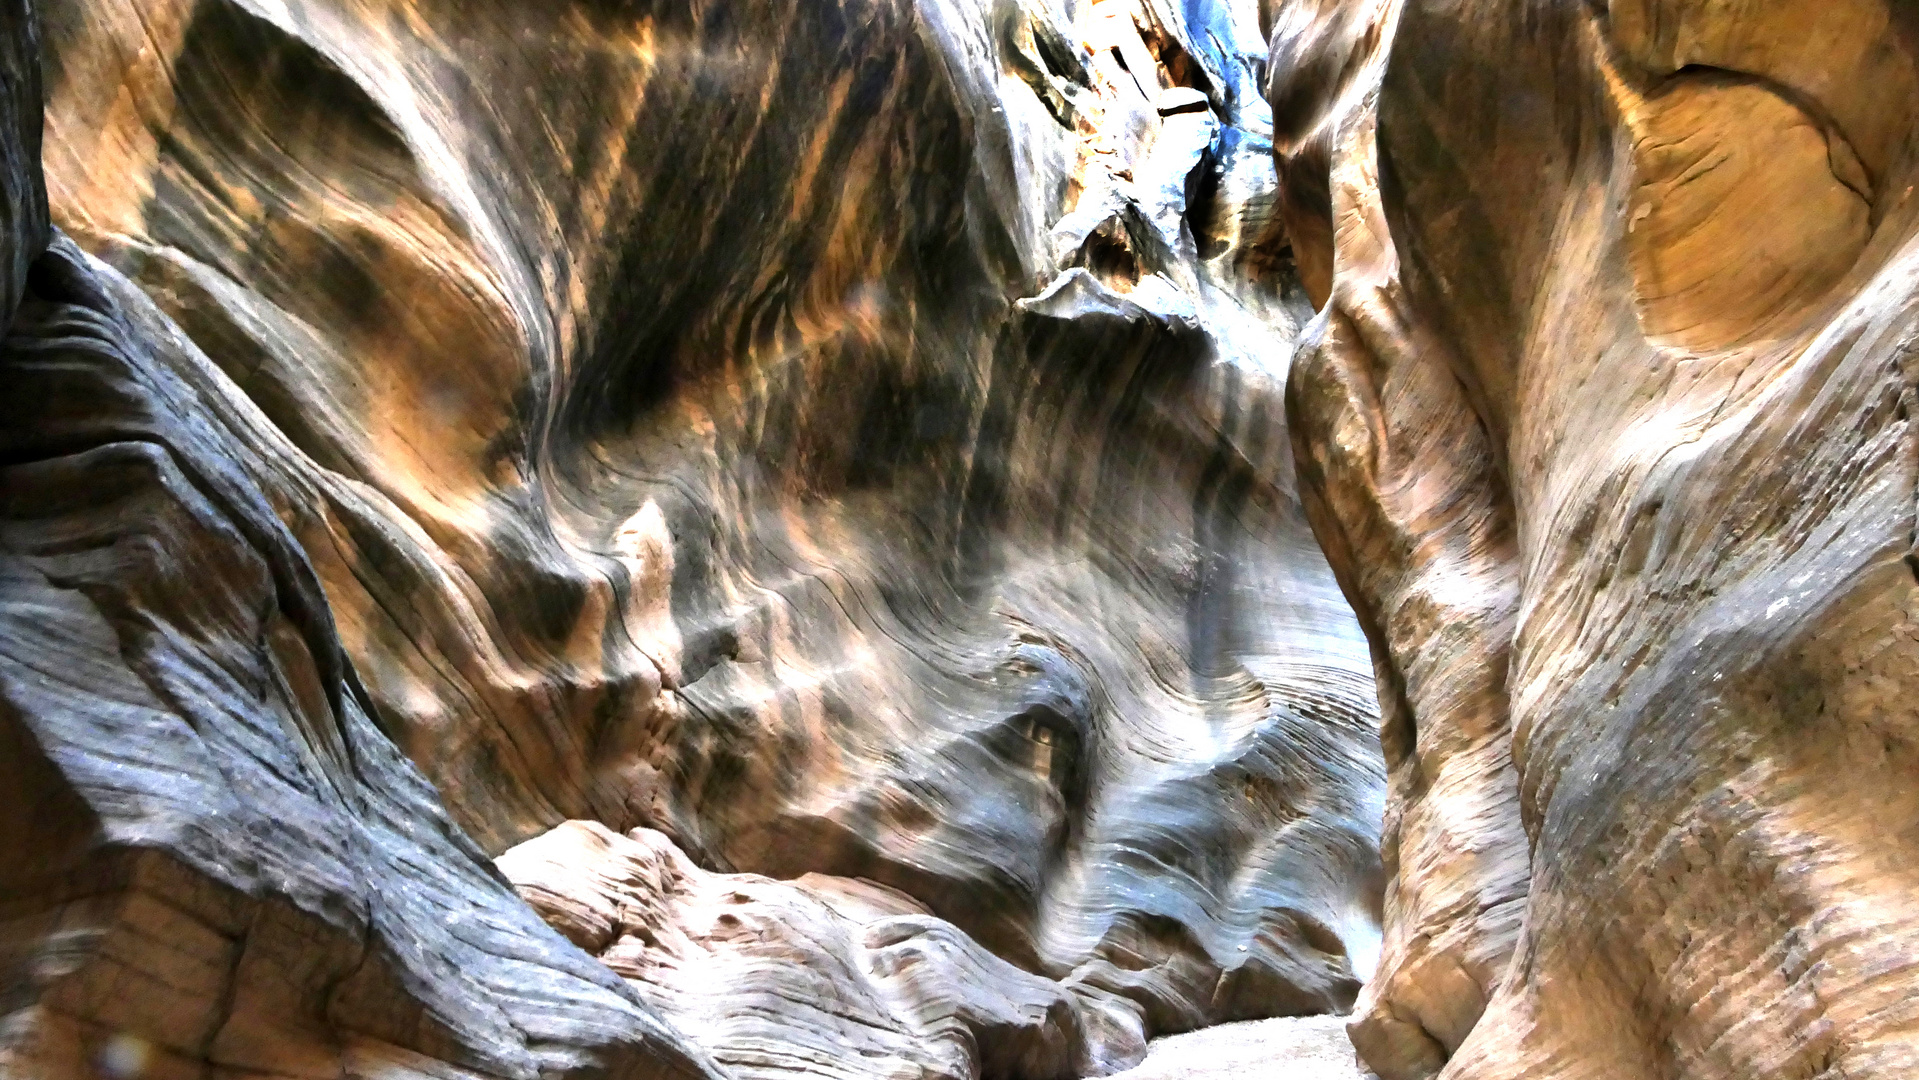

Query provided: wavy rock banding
[2,0,1385,1077]
[12,0,1918,1076]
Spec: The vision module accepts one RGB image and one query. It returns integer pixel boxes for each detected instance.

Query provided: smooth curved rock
[2,0,1385,1075]
[499,819,1138,1080]
[1278,0,1919,1077]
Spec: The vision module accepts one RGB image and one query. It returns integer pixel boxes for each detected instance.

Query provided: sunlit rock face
[0,0,1385,1076]
[1276,0,1919,1078]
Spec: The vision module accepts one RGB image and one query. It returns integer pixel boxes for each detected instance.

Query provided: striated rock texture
[1276,0,1919,1078]
[498,819,1146,1080]
[2,0,1387,1077]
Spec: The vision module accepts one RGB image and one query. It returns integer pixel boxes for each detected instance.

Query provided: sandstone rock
[0,234,720,1080]
[15,0,1919,1072]
[1104,1014,1361,1080]
[2,0,1385,1076]
[499,819,1139,1079]
[1278,0,1919,1077]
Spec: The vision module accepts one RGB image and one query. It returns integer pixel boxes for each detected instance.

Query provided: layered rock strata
[1,0,1387,1077]
[499,819,1147,1080]
[1276,0,1919,1077]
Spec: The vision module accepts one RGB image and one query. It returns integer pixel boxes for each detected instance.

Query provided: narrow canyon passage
[3,0,1387,1076]
[4,1,1919,1079]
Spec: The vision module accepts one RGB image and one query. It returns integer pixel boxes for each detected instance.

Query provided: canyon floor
[1109,1017,1362,1080]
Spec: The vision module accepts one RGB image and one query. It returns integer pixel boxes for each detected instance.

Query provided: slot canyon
[0,0,1914,1078]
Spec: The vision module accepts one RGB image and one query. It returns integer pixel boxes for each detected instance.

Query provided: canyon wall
[2,1,1387,1077]
[1276,0,1919,1077]
[8,0,1917,1077]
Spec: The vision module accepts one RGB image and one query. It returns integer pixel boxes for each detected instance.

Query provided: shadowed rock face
[1275,0,1919,1078]
[1,0,1386,1077]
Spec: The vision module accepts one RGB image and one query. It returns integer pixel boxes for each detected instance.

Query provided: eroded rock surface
[499,819,1146,1080]
[2,0,1386,1077]
[1276,0,1919,1077]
